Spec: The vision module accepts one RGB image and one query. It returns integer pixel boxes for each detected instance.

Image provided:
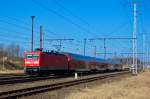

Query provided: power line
[0,18,40,39]
[0,25,42,44]
[0,16,60,38]
[88,37,135,59]
[0,19,32,32]
[0,29,30,40]
[0,18,62,48]
[0,30,40,48]
[32,0,93,36]
[0,15,30,26]
[138,6,149,70]
[45,38,74,51]
[0,36,30,44]
[44,29,61,37]
[53,0,91,26]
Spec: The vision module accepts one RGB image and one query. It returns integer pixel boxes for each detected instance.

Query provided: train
[24,50,123,75]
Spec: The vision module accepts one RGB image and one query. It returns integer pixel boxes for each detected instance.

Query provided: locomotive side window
[26,54,39,59]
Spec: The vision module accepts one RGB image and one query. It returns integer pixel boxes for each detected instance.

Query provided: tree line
[0,43,24,61]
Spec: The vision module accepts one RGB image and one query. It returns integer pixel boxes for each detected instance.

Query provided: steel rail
[0,75,31,80]
[0,75,66,85]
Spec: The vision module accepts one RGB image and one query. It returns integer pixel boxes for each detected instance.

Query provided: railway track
[0,70,122,85]
[0,75,25,78]
[0,75,30,80]
[0,75,66,85]
[0,71,129,99]
[0,73,24,77]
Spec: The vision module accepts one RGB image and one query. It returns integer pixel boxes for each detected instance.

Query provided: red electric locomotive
[24,50,122,75]
[24,50,68,75]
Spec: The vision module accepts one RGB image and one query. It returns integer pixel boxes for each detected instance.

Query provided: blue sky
[0,0,149,58]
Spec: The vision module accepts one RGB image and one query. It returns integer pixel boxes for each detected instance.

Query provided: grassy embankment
[0,57,24,73]
[65,70,150,99]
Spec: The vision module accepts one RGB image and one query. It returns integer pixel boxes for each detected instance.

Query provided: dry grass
[19,71,150,99]
[0,70,24,74]
[19,73,130,99]
[65,71,150,99]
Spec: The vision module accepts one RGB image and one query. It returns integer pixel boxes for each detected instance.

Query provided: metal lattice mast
[40,26,43,49]
[84,38,87,56]
[132,0,138,74]
[94,46,97,57]
[142,33,146,70]
[146,43,149,69]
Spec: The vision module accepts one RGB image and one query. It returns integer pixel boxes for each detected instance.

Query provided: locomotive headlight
[33,61,39,64]
[25,61,31,64]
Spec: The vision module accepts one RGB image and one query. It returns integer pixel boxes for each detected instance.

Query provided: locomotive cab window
[33,55,39,59]
[26,54,39,59]
[26,54,32,59]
